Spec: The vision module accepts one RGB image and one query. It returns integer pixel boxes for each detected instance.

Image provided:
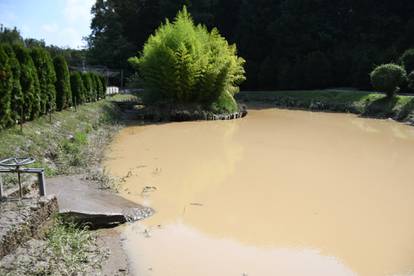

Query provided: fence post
[0,175,4,198]
[38,170,46,197]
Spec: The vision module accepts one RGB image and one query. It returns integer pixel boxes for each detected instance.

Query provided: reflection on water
[104,109,414,276]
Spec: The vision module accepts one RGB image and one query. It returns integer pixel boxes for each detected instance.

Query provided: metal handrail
[0,157,46,199]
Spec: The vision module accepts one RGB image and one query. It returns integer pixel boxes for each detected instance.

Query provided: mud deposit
[105,109,414,276]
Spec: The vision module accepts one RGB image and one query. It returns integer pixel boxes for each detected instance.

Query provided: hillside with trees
[87,0,414,90]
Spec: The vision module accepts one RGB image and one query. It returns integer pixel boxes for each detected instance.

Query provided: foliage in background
[304,51,332,89]
[88,0,414,91]
[129,7,245,113]
[54,55,72,110]
[400,48,414,74]
[370,64,407,97]
[408,72,414,91]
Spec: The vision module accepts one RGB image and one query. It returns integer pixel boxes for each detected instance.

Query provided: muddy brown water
[104,109,414,276]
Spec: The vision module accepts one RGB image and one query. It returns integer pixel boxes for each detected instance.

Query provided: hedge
[0,42,109,130]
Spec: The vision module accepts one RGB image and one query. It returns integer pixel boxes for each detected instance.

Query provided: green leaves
[129,6,245,112]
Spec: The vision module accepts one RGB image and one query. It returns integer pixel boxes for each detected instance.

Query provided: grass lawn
[0,97,125,189]
[237,89,414,123]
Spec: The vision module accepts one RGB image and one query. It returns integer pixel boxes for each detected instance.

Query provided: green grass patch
[237,90,414,122]
[0,99,122,184]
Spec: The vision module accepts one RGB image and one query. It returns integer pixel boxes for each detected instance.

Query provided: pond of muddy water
[104,109,414,276]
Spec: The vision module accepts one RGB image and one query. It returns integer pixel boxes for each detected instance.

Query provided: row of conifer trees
[0,43,107,130]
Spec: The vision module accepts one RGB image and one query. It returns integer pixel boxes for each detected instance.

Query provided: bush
[13,44,41,120]
[54,55,71,110]
[304,51,332,89]
[370,64,407,97]
[400,49,414,73]
[81,73,93,102]
[129,6,245,113]
[408,71,414,91]
[0,45,13,128]
[70,71,84,106]
[31,47,57,114]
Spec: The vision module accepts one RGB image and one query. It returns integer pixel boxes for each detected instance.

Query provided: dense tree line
[87,0,414,90]
[0,41,107,130]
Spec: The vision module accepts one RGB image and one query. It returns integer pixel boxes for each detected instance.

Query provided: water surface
[104,109,414,276]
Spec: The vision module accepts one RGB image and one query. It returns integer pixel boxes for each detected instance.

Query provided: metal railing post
[0,175,4,198]
[38,170,46,197]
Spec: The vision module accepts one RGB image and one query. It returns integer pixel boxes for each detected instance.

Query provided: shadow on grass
[363,96,399,118]
[397,97,414,120]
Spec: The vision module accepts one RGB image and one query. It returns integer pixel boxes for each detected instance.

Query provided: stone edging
[0,196,58,258]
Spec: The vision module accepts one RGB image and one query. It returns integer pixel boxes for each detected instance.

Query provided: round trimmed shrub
[13,44,41,120]
[53,55,71,110]
[70,71,84,106]
[31,47,57,114]
[400,49,414,73]
[0,45,13,128]
[370,64,407,97]
[129,6,246,113]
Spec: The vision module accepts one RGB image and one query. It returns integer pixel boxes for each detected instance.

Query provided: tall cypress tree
[13,44,41,120]
[81,73,92,102]
[100,75,107,99]
[53,55,71,110]
[70,71,84,106]
[89,73,98,102]
[31,47,57,115]
[1,43,23,124]
[0,45,13,128]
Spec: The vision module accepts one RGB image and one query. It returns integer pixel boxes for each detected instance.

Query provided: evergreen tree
[13,44,41,120]
[1,44,23,123]
[70,71,84,106]
[0,45,13,128]
[100,75,107,99]
[89,73,98,102]
[31,47,57,114]
[81,73,93,102]
[53,55,71,110]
